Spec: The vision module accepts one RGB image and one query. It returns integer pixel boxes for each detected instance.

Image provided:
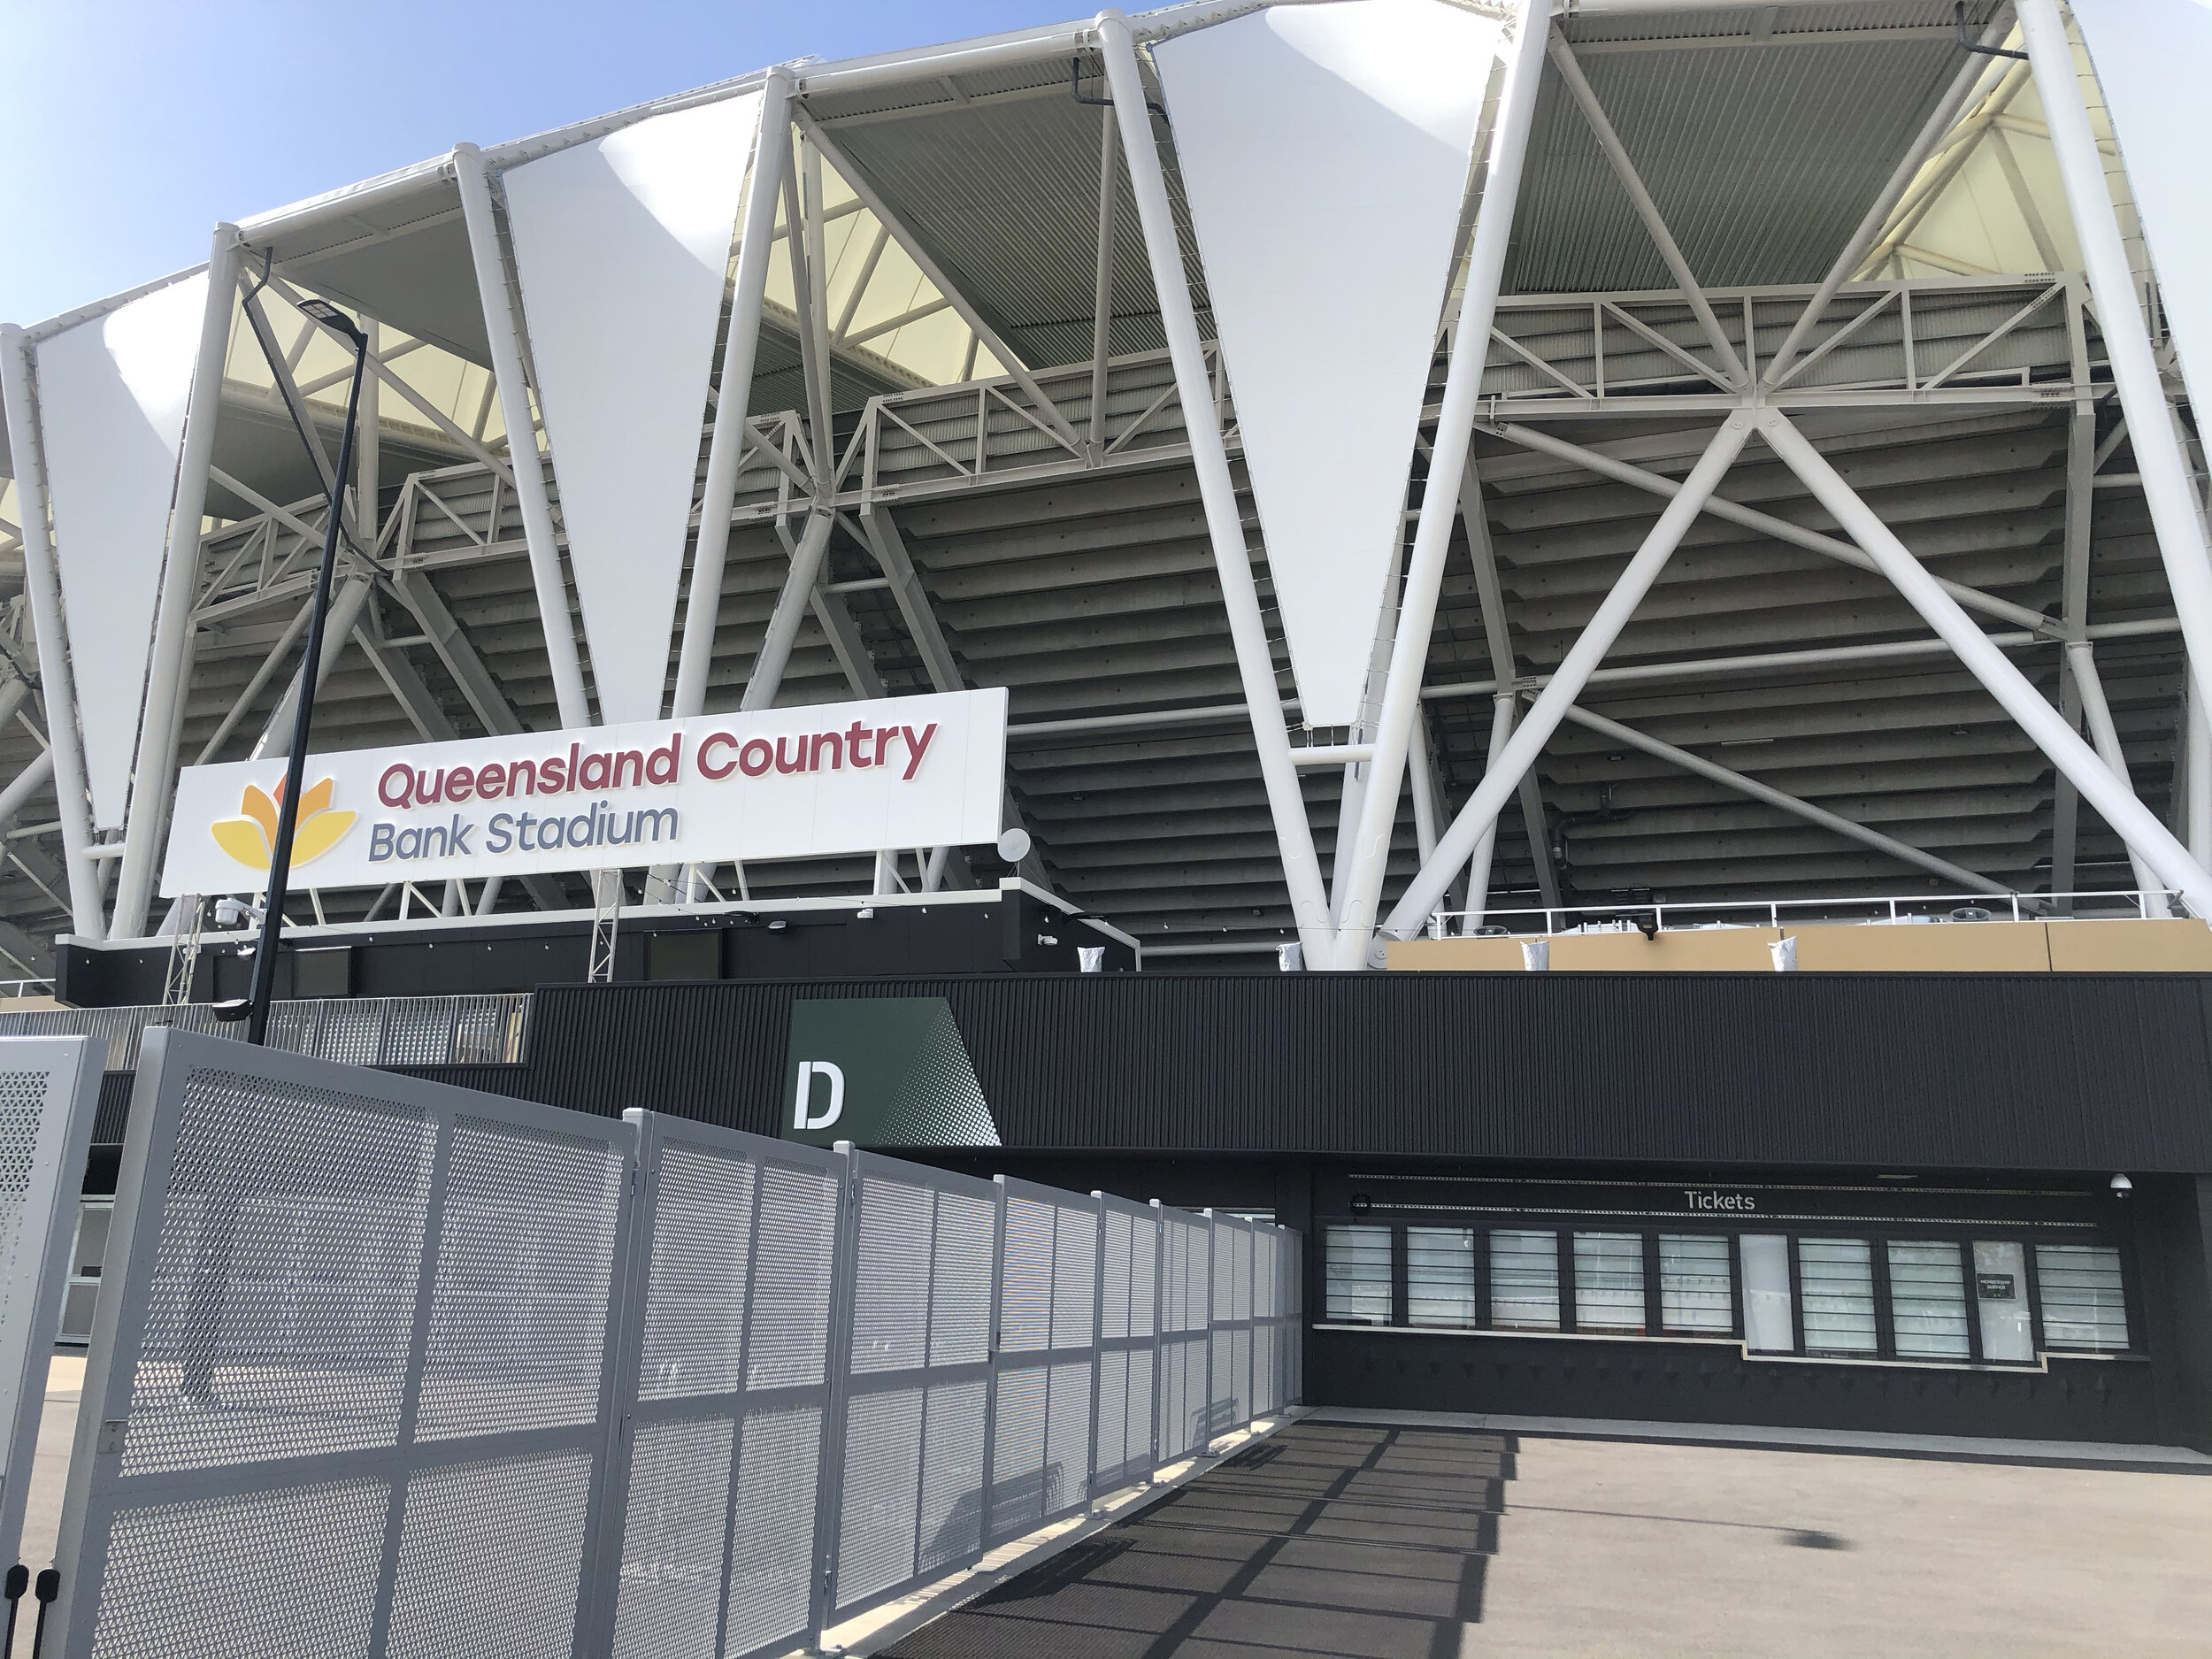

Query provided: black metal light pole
[244,298,369,1044]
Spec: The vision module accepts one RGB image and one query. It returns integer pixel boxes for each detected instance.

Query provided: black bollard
[2,1563,25,1655]
[27,1570,55,1659]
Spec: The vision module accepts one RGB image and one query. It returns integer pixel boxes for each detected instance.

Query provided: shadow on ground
[879,1421,1508,1659]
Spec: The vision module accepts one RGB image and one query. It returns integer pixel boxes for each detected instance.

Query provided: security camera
[212,896,264,928]
[2109,1173,2133,1196]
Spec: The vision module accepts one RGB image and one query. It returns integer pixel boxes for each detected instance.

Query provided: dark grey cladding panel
[512,973,2212,1174]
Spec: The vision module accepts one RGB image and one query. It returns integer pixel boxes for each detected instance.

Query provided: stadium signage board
[159,687,1008,895]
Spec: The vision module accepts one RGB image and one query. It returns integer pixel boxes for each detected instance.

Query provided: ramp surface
[878,1420,1506,1657]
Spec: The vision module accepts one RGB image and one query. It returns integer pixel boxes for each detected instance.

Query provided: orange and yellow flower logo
[210,777,357,872]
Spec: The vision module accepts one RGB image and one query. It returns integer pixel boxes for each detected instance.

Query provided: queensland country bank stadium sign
[159,688,1009,896]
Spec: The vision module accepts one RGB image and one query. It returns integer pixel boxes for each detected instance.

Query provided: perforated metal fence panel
[1092,1194,1160,1494]
[1156,1206,1214,1462]
[826,1150,1000,1624]
[1208,1213,1255,1434]
[603,1113,847,1659]
[0,1036,102,1572]
[986,1175,1099,1545]
[51,1031,1301,1657]
[52,1029,637,1659]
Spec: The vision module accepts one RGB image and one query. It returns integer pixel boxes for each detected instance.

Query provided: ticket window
[1740,1234,1793,1352]
[1973,1240,2035,1362]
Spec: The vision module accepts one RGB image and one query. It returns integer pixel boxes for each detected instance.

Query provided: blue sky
[0,0,1073,326]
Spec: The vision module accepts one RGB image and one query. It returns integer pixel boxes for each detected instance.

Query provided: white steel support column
[674,70,793,721]
[2065,641,2168,910]
[453,141,593,729]
[1099,7,1332,964]
[2189,677,2212,868]
[1461,692,1517,930]
[741,510,835,710]
[1761,409,2212,914]
[0,326,104,937]
[1547,31,1743,386]
[1090,104,1119,457]
[112,228,242,938]
[1333,0,1551,966]
[1380,413,1755,942]
[2019,0,2212,718]
[1762,11,2013,387]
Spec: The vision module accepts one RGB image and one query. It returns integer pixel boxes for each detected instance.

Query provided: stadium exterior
[5,0,2212,1452]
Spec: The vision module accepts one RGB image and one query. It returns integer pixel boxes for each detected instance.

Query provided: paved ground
[8,1353,81,1658]
[876,1418,2212,1658]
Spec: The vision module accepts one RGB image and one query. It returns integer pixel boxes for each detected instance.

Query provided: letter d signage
[780,996,1000,1148]
[792,1060,844,1131]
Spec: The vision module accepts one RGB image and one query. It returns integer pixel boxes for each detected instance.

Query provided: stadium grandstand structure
[2,0,2209,974]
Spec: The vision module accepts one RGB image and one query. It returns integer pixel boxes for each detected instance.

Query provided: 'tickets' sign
[160,688,1008,896]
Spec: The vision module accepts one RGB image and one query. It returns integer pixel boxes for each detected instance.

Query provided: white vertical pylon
[1097,7,1333,966]
[1379,415,1756,944]
[0,326,104,937]
[2188,676,2212,868]
[113,227,242,939]
[453,141,593,731]
[1461,692,1517,931]
[2018,0,2212,720]
[674,70,793,722]
[1332,0,1551,967]
[1758,409,2212,917]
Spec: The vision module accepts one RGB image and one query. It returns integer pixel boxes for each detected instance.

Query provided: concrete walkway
[875,1417,2212,1657]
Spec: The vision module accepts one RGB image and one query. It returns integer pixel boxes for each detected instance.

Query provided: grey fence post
[1148,1200,1164,1475]
[1201,1210,1217,1454]
[979,1172,1009,1548]
[1086,1190,1108,1504]
[804,1141,863,1651]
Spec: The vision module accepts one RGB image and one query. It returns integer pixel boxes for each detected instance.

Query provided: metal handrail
[0,992,532,1071]
[1427,889,2186,939]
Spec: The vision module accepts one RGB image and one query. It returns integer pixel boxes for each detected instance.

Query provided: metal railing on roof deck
[0,993,531,1071]
[1427,890,2190,938]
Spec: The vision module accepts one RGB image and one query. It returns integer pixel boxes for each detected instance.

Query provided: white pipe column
[1098,8,1333,965]
[2065,642,2169,910]
[673,71,793,721]
[2019,0,2212,719]
[1380,414,1755,942]
[2189,676,2212,868]
[741,511,835,710]
[112,228,242,938]
[1761,409,2212,914]
[1334,2,1578,964]
[0,326,105,937]
[0,750,55,828]
[1461,692,1517,931]
[453,141,593,730]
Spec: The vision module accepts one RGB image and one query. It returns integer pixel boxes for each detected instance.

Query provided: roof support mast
[2016,0,2212,738]
[0,328,104,938]
[1329,0,1550,968]
[1097,5,1333,967]
[453,141,593,731]
[111,229,242,938]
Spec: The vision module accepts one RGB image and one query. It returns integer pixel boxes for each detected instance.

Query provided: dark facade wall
[2137,1174,2212,1449]
[500,972,2212,1173]
[56,892,1133,1007]
[1304,1329,2160,1444]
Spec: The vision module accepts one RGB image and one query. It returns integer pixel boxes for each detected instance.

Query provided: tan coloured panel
[1785,921,2052,972]
[1548,929,1784,972]
[1385,939,1530,972]
[2045,918,2212,972]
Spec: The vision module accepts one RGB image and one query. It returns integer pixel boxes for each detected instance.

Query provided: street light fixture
[239,295,371,1044]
